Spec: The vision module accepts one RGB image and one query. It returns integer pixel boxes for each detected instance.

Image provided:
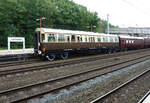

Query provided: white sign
[8,37,25,51]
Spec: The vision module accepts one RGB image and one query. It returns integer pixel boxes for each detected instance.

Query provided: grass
[0,47,7,50]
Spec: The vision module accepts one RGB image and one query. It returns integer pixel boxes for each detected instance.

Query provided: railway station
[0,0,150,103]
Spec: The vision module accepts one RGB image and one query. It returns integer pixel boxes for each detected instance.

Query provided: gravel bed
[0,51,150,91]
[0,52,149,91]
[98,70,150,103]
[2,55,149,103]
[52,59,150,103]
[0,51,110,71]
[0,49,148,71]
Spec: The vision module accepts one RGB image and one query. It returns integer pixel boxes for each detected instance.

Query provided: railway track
[138,90,150,103]
[0,56,40,68]
[0,49,150,77]
[0,58,41,68]
[0,54,33,62]
[0,48,149,68]
[0,53,150,103]
[90,68,150,103]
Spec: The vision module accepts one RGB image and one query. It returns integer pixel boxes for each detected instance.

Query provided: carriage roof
[36,28,118,37]
[119,35,144,39]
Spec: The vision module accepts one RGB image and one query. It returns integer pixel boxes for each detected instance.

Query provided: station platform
[0,48,34,57]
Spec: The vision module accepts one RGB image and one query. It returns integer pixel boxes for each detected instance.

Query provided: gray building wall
[106,28,150,37]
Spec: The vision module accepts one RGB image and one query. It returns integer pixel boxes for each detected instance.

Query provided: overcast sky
[73,0,150,28]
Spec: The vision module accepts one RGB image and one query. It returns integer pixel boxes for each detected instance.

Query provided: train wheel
[46,53,55,61]
[107,49,112,54]
[112,48,116,53]
[124,47,128,52]
[61,52,68,59]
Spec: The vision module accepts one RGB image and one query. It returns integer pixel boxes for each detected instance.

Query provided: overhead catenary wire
[122,0,150,17]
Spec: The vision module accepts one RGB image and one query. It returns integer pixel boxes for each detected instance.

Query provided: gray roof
[108,28,150,34]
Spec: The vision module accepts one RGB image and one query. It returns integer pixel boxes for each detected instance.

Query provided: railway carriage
[34,28,150,61]
[144,37,150,48]
[34,28,119,61]
[119,35,144,50]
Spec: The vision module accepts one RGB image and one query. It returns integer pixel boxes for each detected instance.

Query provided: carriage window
[129,40,132,43]
[104,37,106,42]
[97,38,101,42]
[89,37,91,42]
[104,37,108,42]
[115,37,118,42]
[48,34,55,42]
[77,36,82,42]
[93,37,95,42]
[71,35,76,42]
[103,37,105,42]
[132,40,134,43]
[106,37,109,42]
[91,37,92,42]
[89,37,95,42]
[110,37,114,42]
[80,37,82,42]
[41,34,45,42]
[85,37,87,42]
[58,34,65,42]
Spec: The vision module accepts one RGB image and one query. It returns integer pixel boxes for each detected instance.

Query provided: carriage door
[34,31,40,51]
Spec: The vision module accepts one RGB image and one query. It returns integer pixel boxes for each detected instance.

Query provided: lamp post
[90,25,96,32]
[36,17,46,28]
[107,14,109,34]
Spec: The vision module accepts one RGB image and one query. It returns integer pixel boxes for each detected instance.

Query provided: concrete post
[107,14,109,34]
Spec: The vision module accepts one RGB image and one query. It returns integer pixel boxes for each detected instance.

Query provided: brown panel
[41,42,119,51]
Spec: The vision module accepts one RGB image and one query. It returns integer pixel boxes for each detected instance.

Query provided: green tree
[0,0,117,48]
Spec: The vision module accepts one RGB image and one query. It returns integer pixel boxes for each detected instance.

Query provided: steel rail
[0,59,41,68]
[138,90,150,103]
[0,55,149,102]
[90,68,150,103]
[0,53,33,61]
[0,57,40,68]
[0,48,149,68]
[0,50,149,77]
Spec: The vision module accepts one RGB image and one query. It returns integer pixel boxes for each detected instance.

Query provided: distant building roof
[107,28,150,34]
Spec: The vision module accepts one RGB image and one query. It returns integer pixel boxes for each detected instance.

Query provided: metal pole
[40,18,42,28]
[91,24,93,32]
[36,17,46,28]
[107,14,109,34]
